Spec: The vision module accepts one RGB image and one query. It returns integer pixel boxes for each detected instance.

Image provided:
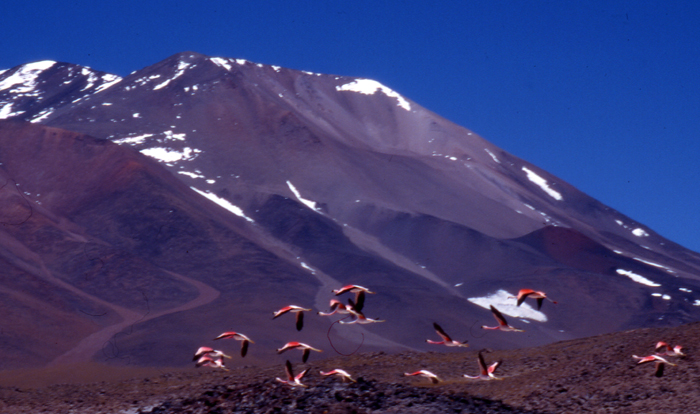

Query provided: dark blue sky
[2,1,699,252]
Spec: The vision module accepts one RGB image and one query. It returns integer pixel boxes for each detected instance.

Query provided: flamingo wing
[477,352,488,375]
[284,360,295,381]
[241,340,249,357]
[654,361,665,377]
[490,305,508,326]
[354,290,366,312]
[296,311,304,331]
[433,322,453,342]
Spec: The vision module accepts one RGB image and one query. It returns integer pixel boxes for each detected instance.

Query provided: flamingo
[332,284,375,296]
[339,308,384,325]
[214,332,254,357]
[320,369,356,383]
[318,299,352,316]
[195,355,229,371]
[276,341,323,363]
[276,360,308,387]
[404,370,441,384]
[273,305,312,331]
[192,346,231,361]
[426,322,469,347]
[481,305,524,332]
[655,341,685,357]
[464,351,502,380]
[633,354,677,377]
[333,285,375,311]
[510,289,557,310]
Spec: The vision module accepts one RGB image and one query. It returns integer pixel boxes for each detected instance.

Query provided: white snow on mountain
[468,289,547,322]
[113,133,154,145]
[286,180,319,211]
[0,61,56,94]
[209,57,233,71]
[154,61,191,90]
[616,269,660,287]
[522,166,563,201]
[190,187,254,222]
[336,79,411,111]
[140,147,200,163]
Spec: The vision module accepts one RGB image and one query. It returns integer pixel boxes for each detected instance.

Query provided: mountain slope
[0,53,699,370]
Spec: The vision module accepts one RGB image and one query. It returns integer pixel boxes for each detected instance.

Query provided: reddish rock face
[1,53,699,371]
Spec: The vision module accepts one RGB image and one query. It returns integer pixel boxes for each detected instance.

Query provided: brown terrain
[1,321,697,413]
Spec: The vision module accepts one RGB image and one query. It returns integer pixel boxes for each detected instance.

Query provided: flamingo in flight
[464,351,502,380]
[633,354,676,377]
[195,355,229,371]
[404,370,441,384]
[426,322,469,347]
[273,305,312,331]
[320,369,356,383]
[192,346,231,361]
[277,341,323,363]
[655,341,685,357]
[339,307,384,325]
[481,305,524,332]
[318,299,352,316]
[214,332,254,357]
[333,285,375,312]
[276,360,309,387]
[511,289,557,310]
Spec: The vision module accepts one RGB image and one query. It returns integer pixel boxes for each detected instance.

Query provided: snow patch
[632,228,649,237]
[190,187,254,222]
[153,61,191,90]
[140,147,199,163]
[178,171,205,179]
[300,262,316,274]
[484,148,500,163]
[0,61,55,93]
[522,167,563,200]
[336,79,411,111]
[210,57,233,71]
[467,289,547,322]
[679,287,692,292]
[286,180,319,212]
[113,133,154,145]
[616,269,660,287]
[163,130,186,141]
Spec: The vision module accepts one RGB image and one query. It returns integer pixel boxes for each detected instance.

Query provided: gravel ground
[1,322,698,413]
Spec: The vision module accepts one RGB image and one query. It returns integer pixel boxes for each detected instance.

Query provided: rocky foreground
[1,322,699,413]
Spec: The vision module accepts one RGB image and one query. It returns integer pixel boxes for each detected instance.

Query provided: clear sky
[2,1,699,252]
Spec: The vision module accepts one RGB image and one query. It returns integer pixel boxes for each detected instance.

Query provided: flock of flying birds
[192,285,686,387]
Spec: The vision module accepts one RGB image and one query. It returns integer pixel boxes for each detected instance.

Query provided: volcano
[1,52,699,372]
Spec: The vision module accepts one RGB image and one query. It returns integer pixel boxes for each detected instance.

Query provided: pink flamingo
[333,285,375,312]
[464,351,502,380]
[320,369,356,383]
[633,354,676,377]
[426,322,469,347]
[318,299,352,316]
[276,360,308,387]
[192,346,231,361]
[273,305,312,331]
[655,341,685,357]
[195,355,229,371]
[404,370,441,384]
[214,332,254,357]
[339,308,384,325]
[481,305,524,332]
[276,341,323,363]
[510,289,557,310]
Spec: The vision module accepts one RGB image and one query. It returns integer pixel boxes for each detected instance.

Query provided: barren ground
[1,322,698,413]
